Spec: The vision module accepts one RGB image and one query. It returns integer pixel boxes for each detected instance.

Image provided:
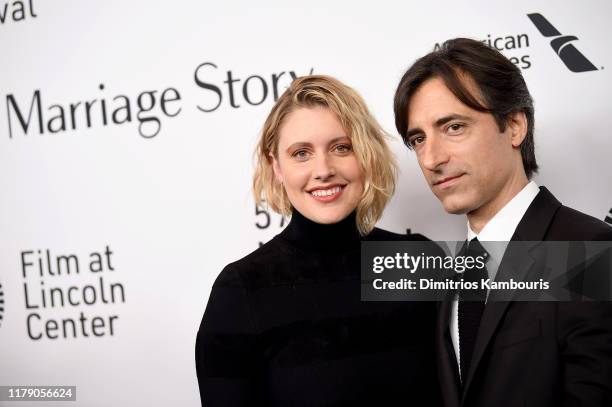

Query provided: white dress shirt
[450,181,540,379]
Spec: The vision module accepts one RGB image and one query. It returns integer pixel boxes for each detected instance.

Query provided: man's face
[406,76,525,218]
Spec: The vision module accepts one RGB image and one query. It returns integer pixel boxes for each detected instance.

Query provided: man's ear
[508,111,528,148]
[269,153,283,184]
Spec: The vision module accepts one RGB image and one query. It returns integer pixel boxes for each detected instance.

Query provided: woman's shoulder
[213,236,292,289]
[364,227,430,242]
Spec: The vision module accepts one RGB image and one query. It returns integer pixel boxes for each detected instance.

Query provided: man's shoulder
[365,227,429,241]
[547,204,612,241]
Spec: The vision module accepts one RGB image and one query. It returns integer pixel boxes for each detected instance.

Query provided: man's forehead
[407,74,485,126]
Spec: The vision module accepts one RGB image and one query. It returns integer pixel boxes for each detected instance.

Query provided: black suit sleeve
[559,225,612,406]
[195,265,263,406]
[558,301,612,407]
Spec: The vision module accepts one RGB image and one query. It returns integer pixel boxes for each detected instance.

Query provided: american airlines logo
[527,13,598,73]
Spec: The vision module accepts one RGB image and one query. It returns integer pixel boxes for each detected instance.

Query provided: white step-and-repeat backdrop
[1,1,611,405]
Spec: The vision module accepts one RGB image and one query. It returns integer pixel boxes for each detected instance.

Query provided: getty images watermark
[361,241,612,302]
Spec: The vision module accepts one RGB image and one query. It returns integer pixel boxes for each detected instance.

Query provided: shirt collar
[467,181,540,242]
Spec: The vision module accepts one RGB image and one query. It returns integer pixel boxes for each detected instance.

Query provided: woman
[195,75,440,406]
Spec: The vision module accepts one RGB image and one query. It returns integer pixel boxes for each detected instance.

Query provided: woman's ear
[269,153,283,184]
[508,111,528,148]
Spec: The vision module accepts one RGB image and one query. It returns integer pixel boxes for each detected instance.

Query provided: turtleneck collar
[279,209,361,253]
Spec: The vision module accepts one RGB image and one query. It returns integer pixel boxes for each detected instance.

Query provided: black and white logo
[527,13,598,73]
[605,208,612,226]
[0,281,4,327]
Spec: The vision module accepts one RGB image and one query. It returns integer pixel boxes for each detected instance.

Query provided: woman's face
[271,106,365,224]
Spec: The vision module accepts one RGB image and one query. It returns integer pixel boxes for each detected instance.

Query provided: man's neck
[467,174,529,234]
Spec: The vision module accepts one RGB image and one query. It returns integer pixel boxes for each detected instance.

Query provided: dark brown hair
[394,37,538,178]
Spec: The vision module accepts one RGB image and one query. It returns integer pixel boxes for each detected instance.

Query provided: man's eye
[408,135,425,147]
[448,123,464,133]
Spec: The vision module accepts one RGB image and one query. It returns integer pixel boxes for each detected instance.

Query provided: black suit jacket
[436,187,612,407]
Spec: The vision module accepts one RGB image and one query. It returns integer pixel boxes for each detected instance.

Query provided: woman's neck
[279,210,361,253]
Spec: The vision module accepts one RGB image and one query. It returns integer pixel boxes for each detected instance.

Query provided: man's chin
[439,199,471,215]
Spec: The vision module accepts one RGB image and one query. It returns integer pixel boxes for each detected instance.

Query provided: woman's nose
[313,154,336,181]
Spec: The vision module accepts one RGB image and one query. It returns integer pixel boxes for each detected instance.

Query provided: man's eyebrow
[434,114,472,127]
[405,127,423,139]
[406,114,473,138]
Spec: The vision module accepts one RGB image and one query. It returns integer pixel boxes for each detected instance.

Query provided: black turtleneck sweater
[196,211,441,406]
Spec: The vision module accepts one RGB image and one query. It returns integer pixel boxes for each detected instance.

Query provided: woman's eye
[335,144,352,153]
[292,150,310,160]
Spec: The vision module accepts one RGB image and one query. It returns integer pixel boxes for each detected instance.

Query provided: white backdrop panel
[1,1,611,406]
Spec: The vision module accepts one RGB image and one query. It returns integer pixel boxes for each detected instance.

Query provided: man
[393,38,612,407]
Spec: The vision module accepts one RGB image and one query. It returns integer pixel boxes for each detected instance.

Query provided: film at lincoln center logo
[527,13,599,73]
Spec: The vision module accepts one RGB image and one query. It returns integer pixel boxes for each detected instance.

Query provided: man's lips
[433,174,464,187]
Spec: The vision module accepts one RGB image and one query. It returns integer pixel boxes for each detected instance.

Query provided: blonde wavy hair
[253,75,397,235]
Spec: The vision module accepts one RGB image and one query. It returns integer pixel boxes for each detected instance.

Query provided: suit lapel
[437,293,461,407]
[509,187,561,243]
[460,244,536,398]
[460,187,562,405]
[437,241,467,407]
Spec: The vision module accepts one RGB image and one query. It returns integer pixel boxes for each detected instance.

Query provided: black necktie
[458,237,489,384]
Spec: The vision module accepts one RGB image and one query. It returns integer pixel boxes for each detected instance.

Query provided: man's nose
[313,154,336,181]
[419,134,450,171]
